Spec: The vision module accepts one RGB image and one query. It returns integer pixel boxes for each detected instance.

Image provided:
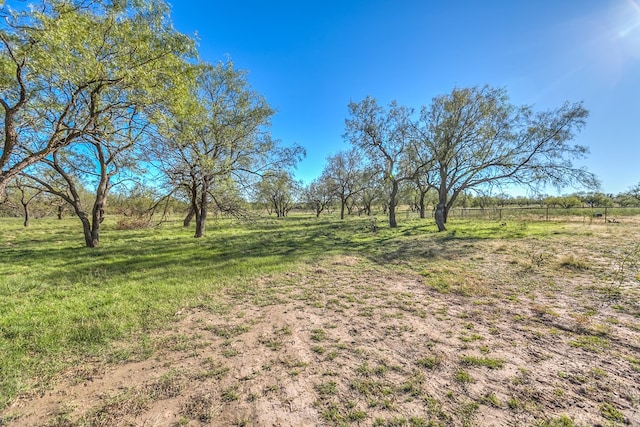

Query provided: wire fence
[447,206,640,223]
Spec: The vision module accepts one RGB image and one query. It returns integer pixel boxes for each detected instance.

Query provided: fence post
[546,206,549,222]
[604,207,607,223]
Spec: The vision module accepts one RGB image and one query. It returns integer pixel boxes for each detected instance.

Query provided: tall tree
[0,0,195,195]
[628,182,640,204]
[344,97,432,228]
[256,171,300,217]
[304,176,334,217]
[6,0,196,246]
[25,108,148,247]
[322,148,370,220]
[415,86,598,231]
[153,61,303,237]
[4,176,44,226]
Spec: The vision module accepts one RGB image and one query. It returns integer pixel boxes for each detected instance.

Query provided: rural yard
[2,1,639,426]
[2,217,639,426]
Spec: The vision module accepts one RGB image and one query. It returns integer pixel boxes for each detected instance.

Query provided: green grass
[0,214,609,409]
[459,355,505,369]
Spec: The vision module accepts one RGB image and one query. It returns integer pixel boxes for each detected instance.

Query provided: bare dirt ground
[4,221,640,426]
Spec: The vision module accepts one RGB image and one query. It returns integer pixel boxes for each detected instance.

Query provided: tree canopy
[415,86,598,231]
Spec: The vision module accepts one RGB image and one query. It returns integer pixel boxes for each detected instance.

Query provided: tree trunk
[183,206,195,227]
[57,205,64,220]
[340,197,346,220]
[419,191,426,219]
[78,214,96,248]
[90,196,106,248]
[194,207,206,237]
[194,194,207,238]
[435,200,447,232]
[388,181,398,228]
[21,201,29,227]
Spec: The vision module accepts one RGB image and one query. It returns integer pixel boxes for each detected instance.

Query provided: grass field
[1,214,639,426]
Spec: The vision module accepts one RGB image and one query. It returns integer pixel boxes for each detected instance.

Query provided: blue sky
[169,0,640,195]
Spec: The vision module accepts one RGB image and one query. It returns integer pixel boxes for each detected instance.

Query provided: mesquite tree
[1,0,196,246]
[415,86,598,231]
[153,61,303,237]
[0,0,194,197]
[344,97,432,228]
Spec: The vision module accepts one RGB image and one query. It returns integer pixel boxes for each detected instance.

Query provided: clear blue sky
[169,0,640,195]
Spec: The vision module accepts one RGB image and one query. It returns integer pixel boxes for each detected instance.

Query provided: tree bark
[90,186,108,248]
[388,181,399,228]
[21,201,29,227]
[419,191,426,219]
[183,206,195,226]
[194,182,208,238]
[435,200,447,232]
[80,217,94,247]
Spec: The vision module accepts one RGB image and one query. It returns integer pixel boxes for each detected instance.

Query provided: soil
[3,222,640,426]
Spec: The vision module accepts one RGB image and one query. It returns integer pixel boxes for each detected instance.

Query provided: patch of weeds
[221,386,239,402]
[589,367,607,379]
[222,347,239,358]
[417,355,442,370]
[277,325,292,335]
[479,392,502,408]
[259,336,283,351]
[194,358,229,380]
[538,414,578,427]
[263,384,278,395]
[311,345,325,354]
[558,255,589,270]
[458,401,479,427]
[181,393,214,423]
[44,404,75,427]
[325,350,338,361]
[423,395,450,422]
[146,369,185,399]
[511,368,531,386]
[460,355,505,369]
[374,363,389,377]
[159,334,204,352]
[399,372,425,397]
[233,418,250,427]
[531,304,558,317]
[386,417,408,426]
[351,379,394,398]
[319,402,343,422]
[310,328,328,342]
[569,335,610,353]
[208,323,250,338]
[459,332,484,342]
[83,388,150,425]
[627,356,640,372]
[507,397,521,410]
[315,381,338,396]
[347,409,368,422]
[453,369,474,384]
[600,402,626,423]
[357,362,373,376]
[358,305,375,317]
[379,398,396,410]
